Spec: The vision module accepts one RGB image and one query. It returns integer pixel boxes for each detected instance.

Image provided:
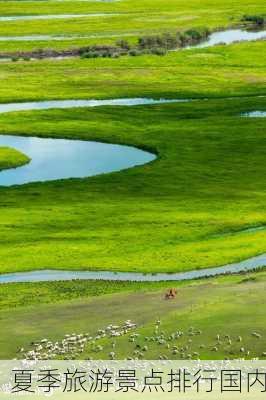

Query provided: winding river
[0,98,184,114]
[0,134,155,186]
[0,23,265,281]
[0,98,188,186]
[1,253,266,283]
[191,28,266,48]
[0,14,117,22]
[0,28,265,43]
[242,111,266,117]
[0,97,265,280]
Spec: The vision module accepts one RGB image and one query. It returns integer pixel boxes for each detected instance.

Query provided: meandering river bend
[0,23,265,280]
[1,253,265,283]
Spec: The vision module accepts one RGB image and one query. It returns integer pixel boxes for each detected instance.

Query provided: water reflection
[242,111,266,117]
[0,98,186,113]
[192,29,266,48]
[0,134,155,186]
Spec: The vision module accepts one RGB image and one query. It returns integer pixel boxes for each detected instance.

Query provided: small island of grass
[0,147,30,171]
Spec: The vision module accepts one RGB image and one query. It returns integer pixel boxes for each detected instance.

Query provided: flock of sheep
[18,320,265,361]
[19,320,137,361]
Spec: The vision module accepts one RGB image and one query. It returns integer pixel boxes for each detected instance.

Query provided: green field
[1,271,266,359]
[0,0,265,360]
[0,94,265,273]
[0,0,264,53]
[0,41,265,102]
[0,147,30,171]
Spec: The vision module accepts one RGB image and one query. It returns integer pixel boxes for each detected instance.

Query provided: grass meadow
[0,0,265,52]
[0,95,265,273]
[0,0,265,360]
[1,271,266,359]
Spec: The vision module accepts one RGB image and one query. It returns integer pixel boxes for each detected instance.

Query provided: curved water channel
[0,25,265,279]
[1,253,266,283]
[0,98,186,186]
[0,97,264,279]
[190,28,266,48]
[0,14,117,22]
[242,111,266,117]
[0,134,155,186]
[0,28,265,43]
[0,98,184,114]
[0,94,265,278]
[0,98,189,186]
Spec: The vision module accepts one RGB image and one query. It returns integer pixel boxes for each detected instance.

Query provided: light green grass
[0,41,266,103]
[0,43,265,273]
[1,271,265,359]
[0,0,264,52]
[0,0,265,362]
[0,96,265,273]
[0,146,30,171]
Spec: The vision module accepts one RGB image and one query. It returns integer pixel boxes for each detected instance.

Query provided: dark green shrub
[116,40,130,50]
[150,47,167,55]
[242,15,265,26]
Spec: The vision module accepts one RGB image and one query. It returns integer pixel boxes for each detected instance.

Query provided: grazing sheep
[251,332,261,339]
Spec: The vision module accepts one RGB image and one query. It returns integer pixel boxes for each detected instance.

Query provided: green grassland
[0,41,266,102]
[1,271,265,359]
[0,0,264,52]
[0,147,30,171]
[0,0,266,361]
[0,95,265,273]
[0,42,265,273]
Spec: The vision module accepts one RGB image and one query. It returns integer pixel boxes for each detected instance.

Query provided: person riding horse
[165,288,177,299]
